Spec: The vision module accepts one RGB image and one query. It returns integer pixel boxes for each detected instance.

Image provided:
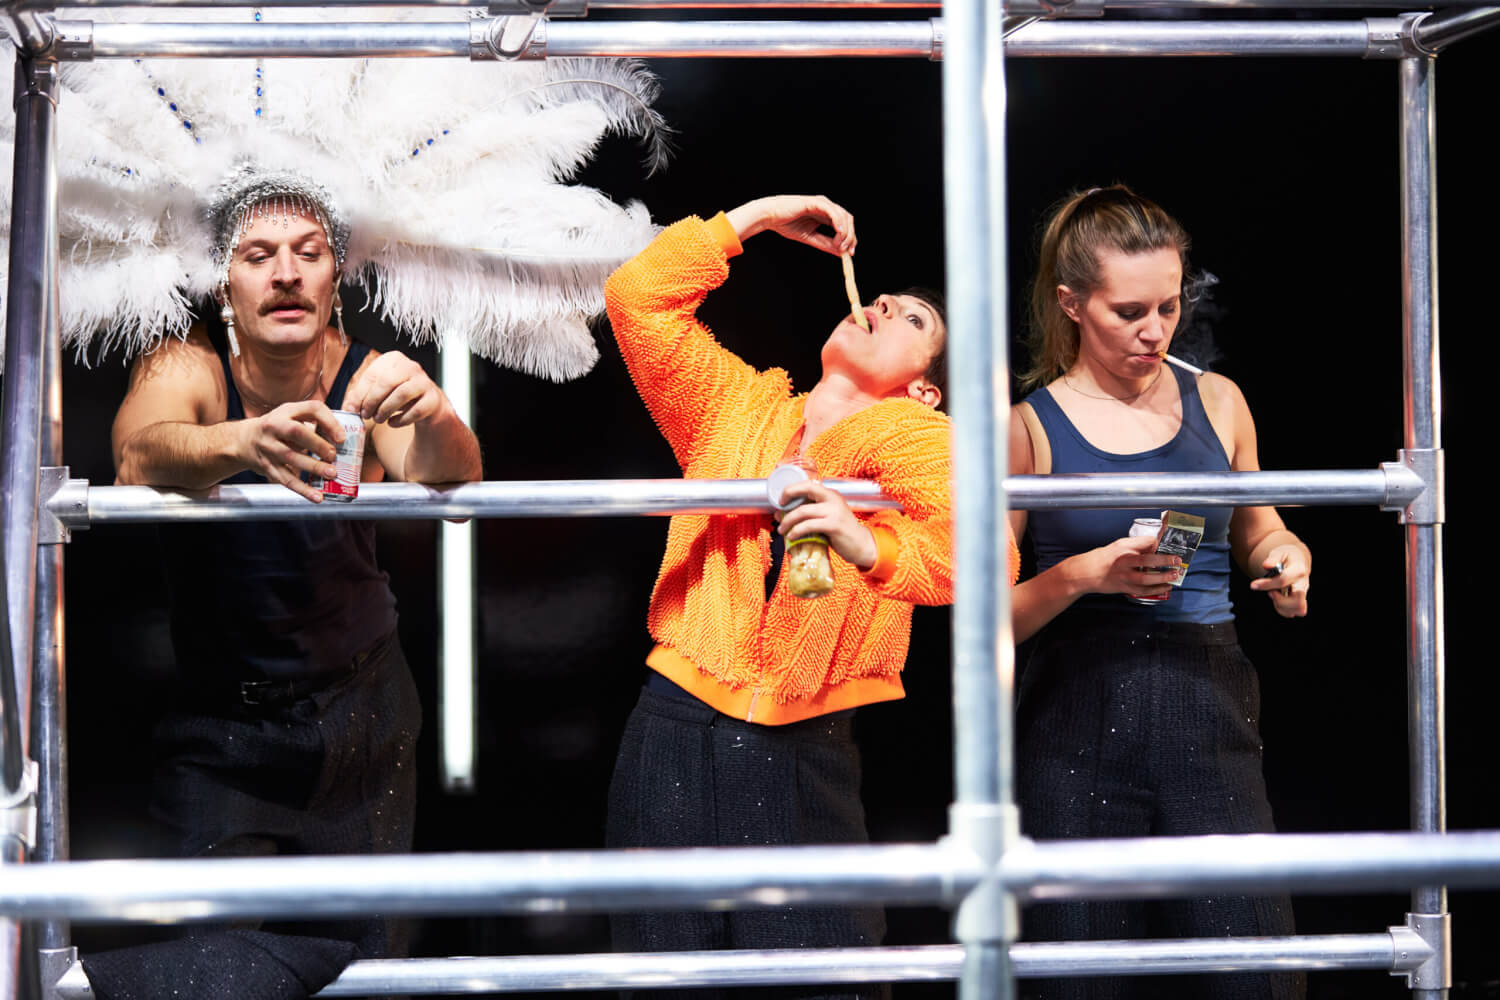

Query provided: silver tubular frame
[41,17,1448,61]
[8,831,1500,922]
[25,0,1500,9]
[944,0,1014,997]
[39,465,1426,527]
[1399,50,1450,998]
[41,933,1431,998]
[42,935,1433,998]
[2,44,59,1000]
[0,5,1483,1000]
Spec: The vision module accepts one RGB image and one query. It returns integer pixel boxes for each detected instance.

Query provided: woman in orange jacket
[603,193,1019,999]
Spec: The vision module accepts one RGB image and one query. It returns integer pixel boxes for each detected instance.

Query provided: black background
[52,13,1500,999]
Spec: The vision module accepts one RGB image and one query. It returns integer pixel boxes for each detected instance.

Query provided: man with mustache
[92,167,481,1000]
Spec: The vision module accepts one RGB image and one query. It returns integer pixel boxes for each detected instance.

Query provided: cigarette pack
[1155,510,1205,587]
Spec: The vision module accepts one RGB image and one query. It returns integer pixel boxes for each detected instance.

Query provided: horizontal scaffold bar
[50,936,1423,998]
[32,0,1500,10]
[44,17,1436,60]
[7,831,1500,923]
[46,464,1423,527]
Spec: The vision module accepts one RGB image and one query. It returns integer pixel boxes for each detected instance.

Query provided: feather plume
[0,6,667,378]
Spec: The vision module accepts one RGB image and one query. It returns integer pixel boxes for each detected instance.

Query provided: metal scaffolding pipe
[1412,6,1500,50]
[1006,467,1424,511]
[27,0,1500,9]
[943,0,1013,993]
[1001,19,1373,57]
[53,18,1422,61]
[2,45,60,1000]
[0,844,974,922]
[1004,832,1500,901]
[47,479,898,527]
[31,201,69,959]
[44,934,1424,998]
[75,18,471,57]
[46,465,1423,528]
[8,832,1500,923]
[1399,51,1448,998]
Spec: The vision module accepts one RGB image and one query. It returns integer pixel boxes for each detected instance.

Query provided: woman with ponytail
[1010,186,1310,1000]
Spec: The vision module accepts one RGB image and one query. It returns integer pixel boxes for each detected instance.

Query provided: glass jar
[766,459,835,599]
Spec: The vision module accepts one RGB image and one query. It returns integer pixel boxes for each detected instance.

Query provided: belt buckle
[239,680,273,706]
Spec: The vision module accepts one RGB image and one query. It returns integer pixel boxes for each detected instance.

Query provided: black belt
[220,633,394,708]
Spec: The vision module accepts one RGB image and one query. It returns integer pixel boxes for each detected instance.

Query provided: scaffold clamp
[473,14,548,60]
[0,760,39,852]
[1391,912,1450,990]
[39,467,83,544]
[39,947,80,1000]
[944,802,1019,944]
[1383,449,1443,525]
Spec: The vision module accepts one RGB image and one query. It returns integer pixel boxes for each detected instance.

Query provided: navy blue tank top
[1023,365,1234,623]
[159,330,398,679]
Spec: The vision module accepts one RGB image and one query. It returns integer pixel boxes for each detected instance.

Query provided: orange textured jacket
[604,213,1020,725]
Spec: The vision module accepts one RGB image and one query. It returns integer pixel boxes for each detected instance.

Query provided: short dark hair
[898,286,947,408]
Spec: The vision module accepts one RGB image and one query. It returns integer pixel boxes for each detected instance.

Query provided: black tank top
[159,328,398,680]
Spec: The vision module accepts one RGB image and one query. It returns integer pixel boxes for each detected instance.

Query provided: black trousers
[81,630,421,1000]
[1016,612,1302,1000]
[606,685,888,1000]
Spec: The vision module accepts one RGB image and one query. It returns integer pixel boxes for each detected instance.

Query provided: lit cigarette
[1162,353,1204,376]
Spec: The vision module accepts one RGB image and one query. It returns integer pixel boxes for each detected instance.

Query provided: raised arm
[603,195,858,471]
[112,329,346,503]
[343,349,482,485]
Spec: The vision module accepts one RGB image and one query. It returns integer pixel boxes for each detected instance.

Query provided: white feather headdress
[0,7,668,380]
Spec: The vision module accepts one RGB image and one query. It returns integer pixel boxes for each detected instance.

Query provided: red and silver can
[1125,516,1169,604]
[316,411,366,503]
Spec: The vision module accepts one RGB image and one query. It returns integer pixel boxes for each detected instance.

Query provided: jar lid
[767,462,812,511]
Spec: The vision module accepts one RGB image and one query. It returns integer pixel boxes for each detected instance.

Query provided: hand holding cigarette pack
[1154,510,1205,587]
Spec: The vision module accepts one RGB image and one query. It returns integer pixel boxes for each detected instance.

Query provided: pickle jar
[767,459,835,599]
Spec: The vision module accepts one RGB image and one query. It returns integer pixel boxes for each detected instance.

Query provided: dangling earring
[221,300,240,358]
[333,290,347,347]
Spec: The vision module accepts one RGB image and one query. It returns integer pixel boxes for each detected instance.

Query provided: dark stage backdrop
[56,19,1500,1000]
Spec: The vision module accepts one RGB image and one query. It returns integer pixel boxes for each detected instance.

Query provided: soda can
[316,410,366,503]
[1125,516,1169,604]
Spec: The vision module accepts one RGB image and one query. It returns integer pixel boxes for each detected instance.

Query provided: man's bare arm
[112,329,346,502]
[345,350,482,484]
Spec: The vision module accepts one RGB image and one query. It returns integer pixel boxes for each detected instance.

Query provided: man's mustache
[259,296,317,315]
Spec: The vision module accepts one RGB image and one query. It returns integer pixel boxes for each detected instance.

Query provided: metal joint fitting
[943,802,1019,944]
[1363,18,1412,60]
[472,14,547,60]
[1391,913,1450,990]
[1401,12,1440,58]
[3,9,56,59]
[51,19,91,62]
[928,18,943,61]
[39,467,81,543]
[0,760,40,852]
[1384,449,1443,524]
[11,48,58,110]
[39,948,80,1000]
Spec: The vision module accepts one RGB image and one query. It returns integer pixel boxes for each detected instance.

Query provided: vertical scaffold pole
[2,43,61,1000]
[943,0,1014,998]
[33,192,73,985]
[1398,51,1450,999]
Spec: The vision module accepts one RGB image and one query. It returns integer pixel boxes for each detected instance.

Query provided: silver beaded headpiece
[207,163,351,289]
